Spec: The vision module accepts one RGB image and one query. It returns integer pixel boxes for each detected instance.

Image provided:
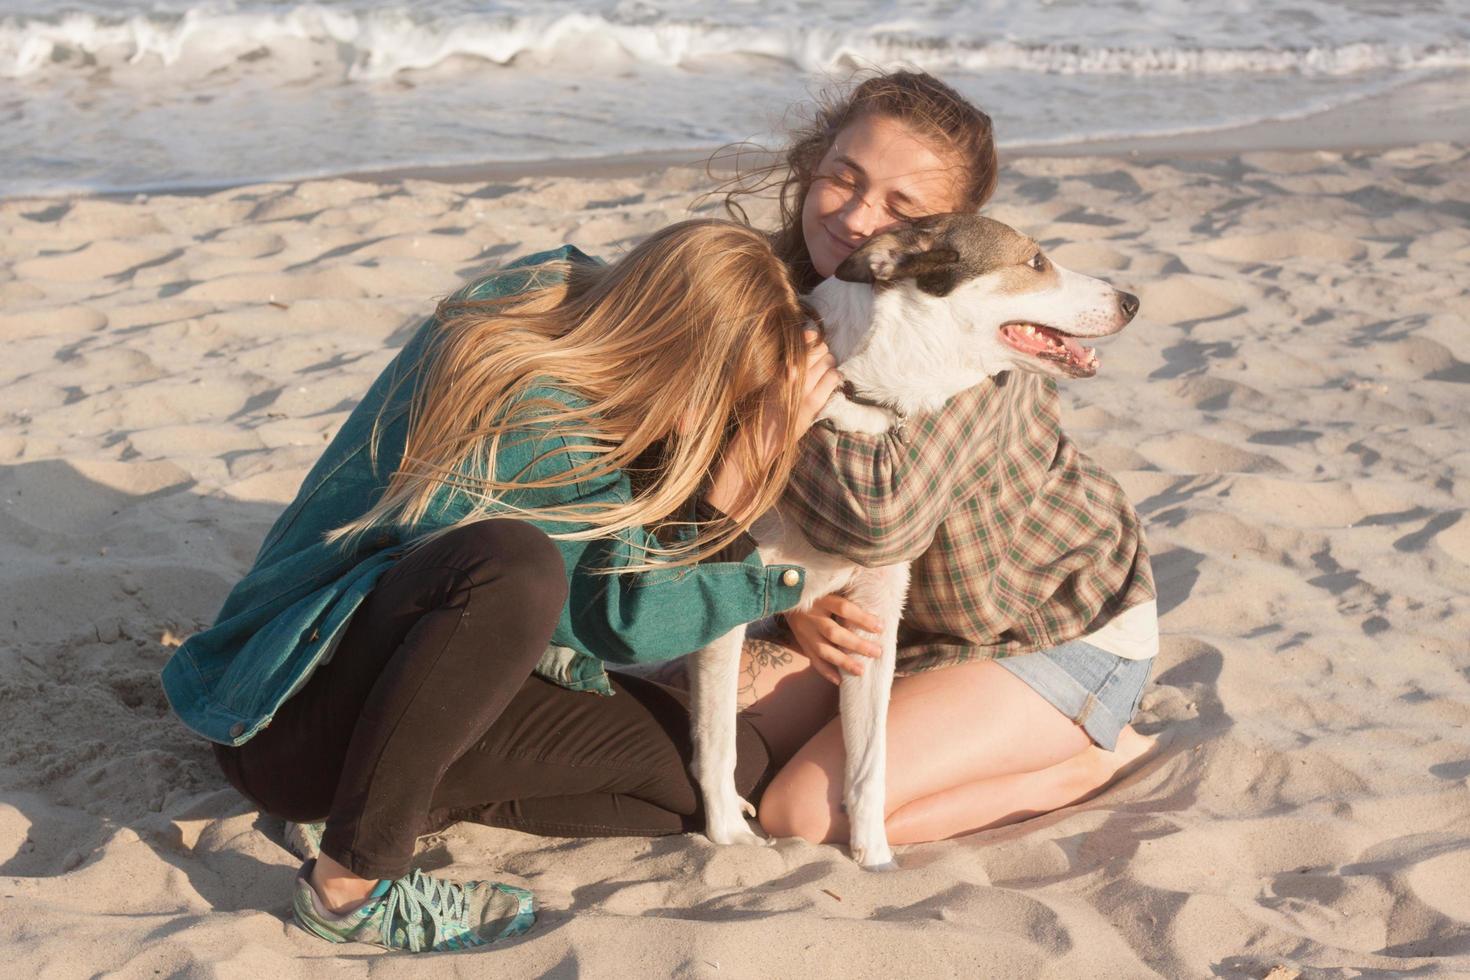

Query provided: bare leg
[738,644,840,765]
[758,660,1154,845]
[883,725,1156,843]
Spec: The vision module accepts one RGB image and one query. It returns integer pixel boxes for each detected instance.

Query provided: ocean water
[2,0,1468,196]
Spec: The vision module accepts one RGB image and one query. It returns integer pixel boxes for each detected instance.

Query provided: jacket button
[229,722,245,738]
[781,568,801,587]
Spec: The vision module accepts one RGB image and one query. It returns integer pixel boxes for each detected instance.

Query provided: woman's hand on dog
[707,329,840,515]
[784,593,883,684]
[792,328,844,432]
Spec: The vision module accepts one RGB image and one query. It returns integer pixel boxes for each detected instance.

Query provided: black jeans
[213,519,776,879]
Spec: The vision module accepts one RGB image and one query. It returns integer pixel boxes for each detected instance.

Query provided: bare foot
[1087,725,1159,788]
[309,852,381,914]
[1111,725,1158,765]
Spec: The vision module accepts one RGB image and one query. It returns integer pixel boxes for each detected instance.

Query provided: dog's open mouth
[999,322,1100,378]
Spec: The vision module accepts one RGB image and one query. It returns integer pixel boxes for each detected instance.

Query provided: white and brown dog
[688,212,1140,869]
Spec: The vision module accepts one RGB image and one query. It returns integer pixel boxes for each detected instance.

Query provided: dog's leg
[838,562,910,870]
[689,626,767,847]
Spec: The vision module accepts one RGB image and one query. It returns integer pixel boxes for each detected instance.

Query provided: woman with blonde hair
[161,219,840,953]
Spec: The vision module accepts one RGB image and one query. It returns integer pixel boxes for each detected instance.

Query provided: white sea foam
[4,7,1469,80]
[2,0,1467,196]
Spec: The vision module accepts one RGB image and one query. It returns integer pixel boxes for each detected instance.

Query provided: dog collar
[840,381,907,434]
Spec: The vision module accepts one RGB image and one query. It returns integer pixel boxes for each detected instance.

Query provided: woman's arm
[417,333,842,667]
[422,422,805,667]
[781,380,998,568]
[554,333,842,664]
[565,525,800,666]
[544,456,803,665]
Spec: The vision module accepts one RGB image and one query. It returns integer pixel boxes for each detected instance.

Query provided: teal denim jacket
[161,245,806,746]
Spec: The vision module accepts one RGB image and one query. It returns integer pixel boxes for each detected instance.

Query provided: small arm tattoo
[613,620,800,711]
[737,638,796,709]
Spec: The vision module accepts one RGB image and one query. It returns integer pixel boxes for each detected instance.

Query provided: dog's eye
[1029,252,1048,271]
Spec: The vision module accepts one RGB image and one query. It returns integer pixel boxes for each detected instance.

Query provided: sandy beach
[3,140,1469,977]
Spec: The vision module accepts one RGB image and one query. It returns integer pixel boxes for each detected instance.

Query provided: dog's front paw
[849,826,897,869]
[716,826,770,848]
[707,818,770,848]
[850,843,898,870]
[706,799,769,847]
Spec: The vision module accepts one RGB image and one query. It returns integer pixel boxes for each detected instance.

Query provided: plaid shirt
[782,371,1156,674]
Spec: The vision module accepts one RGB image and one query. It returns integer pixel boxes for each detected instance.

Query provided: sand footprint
[1169,375,1270,411]
[1197,230,1367,264]
[1136,431,1285,475]
[1405,845,1470,928]
[1048,240,1131,271]
[0,457,194,536]
[17,241,179,283]
[196,229,288,260]
[1435,512,1470,566]
[1225,475,1369,527]
[1136,274,1246,327]
[1,306,108,340]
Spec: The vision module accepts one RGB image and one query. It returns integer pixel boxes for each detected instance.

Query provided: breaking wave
[5,6,1469,80]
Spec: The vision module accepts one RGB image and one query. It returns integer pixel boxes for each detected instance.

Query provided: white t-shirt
[1079,598,1158,661]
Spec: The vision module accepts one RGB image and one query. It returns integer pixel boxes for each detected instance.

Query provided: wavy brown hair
[711,69,1000,291]
[326,219,810,571]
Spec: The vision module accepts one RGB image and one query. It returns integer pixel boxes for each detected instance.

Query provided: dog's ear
[834,227,962,295]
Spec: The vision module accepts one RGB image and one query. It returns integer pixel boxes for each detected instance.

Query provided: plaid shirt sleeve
[780,382,998,567]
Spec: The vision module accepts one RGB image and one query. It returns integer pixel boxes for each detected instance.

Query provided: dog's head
[832,213,1139,380]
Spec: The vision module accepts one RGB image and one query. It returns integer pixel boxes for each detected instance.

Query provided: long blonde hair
[326,219,810,570]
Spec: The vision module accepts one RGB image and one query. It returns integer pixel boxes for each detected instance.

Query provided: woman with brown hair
[654,68,1159,846]
[161,219,840,953]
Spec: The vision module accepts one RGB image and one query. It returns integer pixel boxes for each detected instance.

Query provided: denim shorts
[995,640,1153,751]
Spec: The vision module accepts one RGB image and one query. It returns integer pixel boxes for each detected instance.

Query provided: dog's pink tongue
[1059,333,1097,368]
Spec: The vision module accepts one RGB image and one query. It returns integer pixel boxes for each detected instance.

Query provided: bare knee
[757,774,836,844]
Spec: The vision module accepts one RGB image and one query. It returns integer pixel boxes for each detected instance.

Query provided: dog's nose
[1117,290,1140,321]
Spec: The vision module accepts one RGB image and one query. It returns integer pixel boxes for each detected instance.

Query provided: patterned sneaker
[284,820,325,861]
[291,858,536,953]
